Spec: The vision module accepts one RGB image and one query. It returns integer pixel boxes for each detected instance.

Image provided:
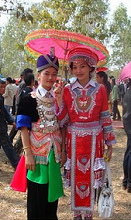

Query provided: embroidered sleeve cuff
[17,115,32,130]
[100,110,111,125]
[105,139,117,146]
[55,100,64,117]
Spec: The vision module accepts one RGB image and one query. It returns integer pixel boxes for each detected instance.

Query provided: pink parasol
[24,29,109,67]
[119,61,131,81]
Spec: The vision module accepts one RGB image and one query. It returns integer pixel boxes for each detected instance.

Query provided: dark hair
[24,73,34,86]
[97,71,108,84]
[111,78,116,86]
[109,75,114,79]
[21,68,33,77]
[97,71,111,99]
[12,79,16,84]
[127,78,131,88]
[34,80,38,86]
[6,77,12,83]
[23,69,33,84]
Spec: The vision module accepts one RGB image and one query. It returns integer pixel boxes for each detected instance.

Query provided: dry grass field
[0,121,130,220]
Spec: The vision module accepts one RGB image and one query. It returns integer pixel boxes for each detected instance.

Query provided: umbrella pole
[61,41,69,81]
[61,57,66,79]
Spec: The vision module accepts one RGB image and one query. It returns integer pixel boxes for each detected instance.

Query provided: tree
[30,0,76,30]
[71,0,110,41]
[1,0,77,76]
[0,1,33,22]
[1,0,110,77]
[1,15,35,77]
[0,0,35,75]
[109,4,131,70]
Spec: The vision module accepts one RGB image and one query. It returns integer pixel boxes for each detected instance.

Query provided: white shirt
[37,84,55,98]
[72,79,96,90]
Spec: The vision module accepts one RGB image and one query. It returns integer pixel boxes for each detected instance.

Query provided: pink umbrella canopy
[119,61,131,81]
[24,29,109,67]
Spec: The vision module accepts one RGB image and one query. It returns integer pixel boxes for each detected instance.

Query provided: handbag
[98,162,114,218]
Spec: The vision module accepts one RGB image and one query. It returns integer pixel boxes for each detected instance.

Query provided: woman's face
[96,74,104,84]
[38,67,58,90]
[72,60,91,86]
[0,83,5,95]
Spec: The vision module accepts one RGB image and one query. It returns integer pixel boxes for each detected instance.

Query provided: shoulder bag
[98,162,114,218]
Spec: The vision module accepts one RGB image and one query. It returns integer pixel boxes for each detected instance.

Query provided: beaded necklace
[36,89,58,130]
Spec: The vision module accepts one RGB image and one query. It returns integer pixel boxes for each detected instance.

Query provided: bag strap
[104,162,113,187]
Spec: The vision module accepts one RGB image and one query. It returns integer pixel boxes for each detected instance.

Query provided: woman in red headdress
[55,47,116,220]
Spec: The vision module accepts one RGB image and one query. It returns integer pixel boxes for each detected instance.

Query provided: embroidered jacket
[17,87,62,165]
[57,79,115,146]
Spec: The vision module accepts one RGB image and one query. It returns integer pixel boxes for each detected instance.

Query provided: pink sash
[10,155,27,192]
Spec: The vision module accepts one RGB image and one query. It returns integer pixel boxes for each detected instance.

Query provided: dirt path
[0,127,130,220]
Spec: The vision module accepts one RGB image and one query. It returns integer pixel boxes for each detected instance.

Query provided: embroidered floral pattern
[67,121,102,137]
[30,125,62,164]
[69,83,100,115]
[94,158,105,171]
[76,182,90,199]
[77,155,90,174]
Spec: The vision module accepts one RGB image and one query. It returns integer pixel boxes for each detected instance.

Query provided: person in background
[110,77,121,121]
[55,47,116,220]
[109,75,115,90]
[96,71,111,100]
[20,72,35,98]
[16,51,65,220]
[34,80,39,91]
[96,71,112,114]
[3,77,14,115]
[16,68,33,110]
[122,82,131,193]
[12,79,18,115]
[10,72,35,157]
[126,78,131,90]
[118,80,126,103]
[0,79,19,169]
[9,68,33,145]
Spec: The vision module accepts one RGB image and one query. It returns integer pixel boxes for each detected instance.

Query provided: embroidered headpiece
[36,47,59,72]
[68,47,99,68]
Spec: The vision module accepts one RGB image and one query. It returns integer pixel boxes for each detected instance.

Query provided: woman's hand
[24,151,35,171]
[21,127,35,171]
[54,82,63,108]
[104,145,112,162]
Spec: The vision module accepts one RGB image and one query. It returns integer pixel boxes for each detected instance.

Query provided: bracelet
[23,146,30,150]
